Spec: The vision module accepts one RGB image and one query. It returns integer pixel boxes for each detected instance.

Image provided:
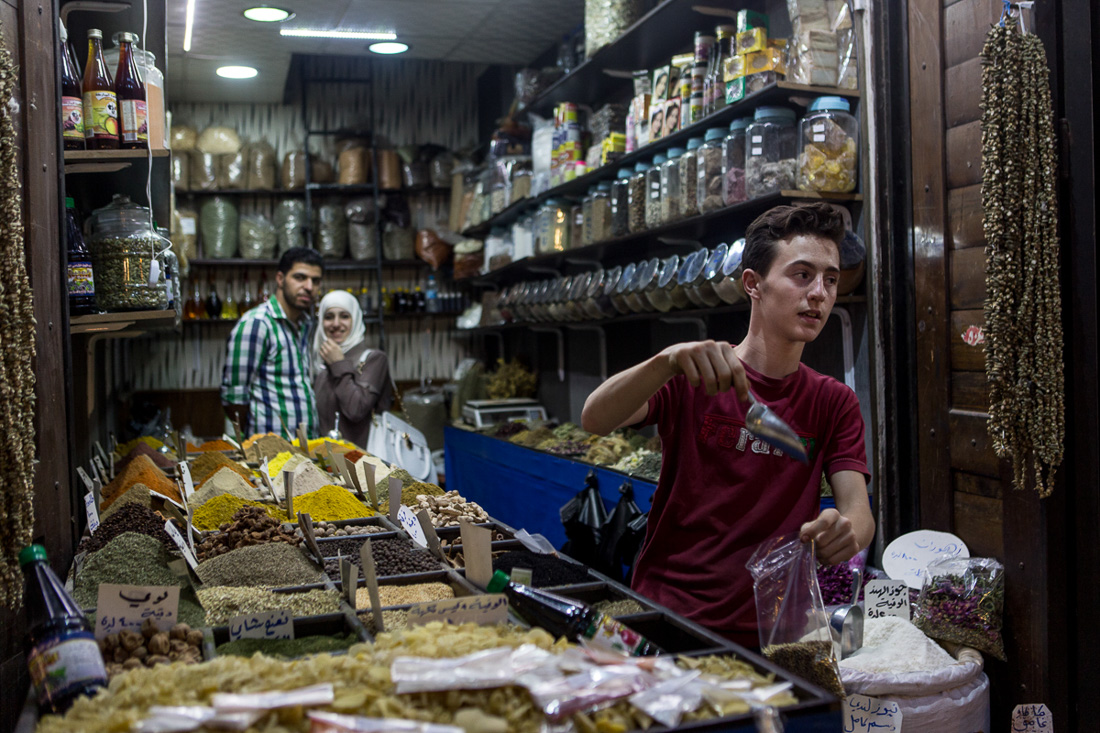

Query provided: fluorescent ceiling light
[243,7,293,22]
[183,0,195,52]
[369,41,409,55]
[280,28,396,40]
[216,65,258,79]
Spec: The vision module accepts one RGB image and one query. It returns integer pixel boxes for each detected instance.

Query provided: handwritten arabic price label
[510,568,533,586]
[84,492,100,534]
[92,456,109,485]
[882,530,969,590]
[397,505,428,548]
[95,583,180,639]
[1012,704,1052,732]
[165,520,200,570]
[864,579,911,621]
[94,440,110,467]
[76,466,95,493]
[229,609,294,641]
[460,521,493,589]
[179,462,195,501]
[843,694,901,733]
[387,477,402,523]
[407,594,510,628]
[360,540,384,632]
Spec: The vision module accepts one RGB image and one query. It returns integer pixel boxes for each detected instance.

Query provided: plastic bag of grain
[197,126,242,155]
[170,207,197,277]
[346,197,378,261]
[282,151,307,190]
[216,151,247,189]
[315,204,347,259]
[246,141,277,190]
[172,152,190,191]
[200,197,239,259]
[239,215,277,260]
[171,124,198,151]
[189,151,218,191]
[274,199,307,254]
[338,147,370,185]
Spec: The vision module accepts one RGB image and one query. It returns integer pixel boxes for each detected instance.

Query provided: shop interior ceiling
[165,0,584,103]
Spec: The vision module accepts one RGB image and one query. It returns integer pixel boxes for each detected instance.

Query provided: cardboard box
[736,27,768,55]
[652,66,672,101]
[648,101,666,142]
[663,97,683,135]
[736,8,769,33]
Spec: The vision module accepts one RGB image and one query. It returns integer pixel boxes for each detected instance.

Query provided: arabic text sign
[843,694,901,733]
[864,579,911,621]
[164,520,200,570]
[397,505,429,548]
[229,609,294,641]
[84,492,100,534]
[96,583,179,639]
[882,530,969,589]
[1012,704,1052,732]
[407,594,509,627]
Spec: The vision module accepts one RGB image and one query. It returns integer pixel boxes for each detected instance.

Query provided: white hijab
[312,290,366,377]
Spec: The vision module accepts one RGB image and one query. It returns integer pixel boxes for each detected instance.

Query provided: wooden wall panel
[954,490,1004,558]
[950,370,990,411]
[947,184,985,249]
[948,408,1001,477]
[954,470,1003,499]
[949,246,987,308]
[949,309,986,370]
[944,57,983,127]
[945,121,982,188]
[944,0,1002,67]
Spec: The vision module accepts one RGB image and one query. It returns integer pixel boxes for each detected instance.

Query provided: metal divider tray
[203,608,371,660]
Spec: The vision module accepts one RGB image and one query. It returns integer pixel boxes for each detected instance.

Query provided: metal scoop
[327,412,342,441]
[829,568,864,659]
[745,391,808,463]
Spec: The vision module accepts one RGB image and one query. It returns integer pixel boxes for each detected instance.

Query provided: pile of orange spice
[100,455,181,510]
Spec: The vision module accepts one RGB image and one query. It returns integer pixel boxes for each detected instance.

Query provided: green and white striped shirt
[221,295,318,437]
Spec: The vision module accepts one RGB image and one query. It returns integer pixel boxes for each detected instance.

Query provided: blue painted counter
[444,426,657,550]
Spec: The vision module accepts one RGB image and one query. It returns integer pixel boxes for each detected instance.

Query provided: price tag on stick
[387,477,402,524]
[92,456,109,486]
[297,423,310,455]
[360,540,384,633]
[341,455,366,502]
[175,430,186,459]
[363,462,379,510]
[84,492,100,534]
[285,471,294,518]
[76,466,96,495]
[165,520,200,570]
[259,457,276,499]
[94,441,111,472]
[95,583,179,640]
[179,462,195,502]
[864,579,911,621]
[416,508,446,563]
[397,505,428,548]
[340,556,357,608]
[297,512,324,565]
[460,520,494,589]
[229,609,293,641]
[91,478,103,511]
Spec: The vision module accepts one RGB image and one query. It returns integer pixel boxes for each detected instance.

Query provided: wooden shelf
[64,148,170,174]
[70,309,176,335]
[188,258,429,270]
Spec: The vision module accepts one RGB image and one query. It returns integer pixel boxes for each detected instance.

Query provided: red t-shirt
[631,359,869,648]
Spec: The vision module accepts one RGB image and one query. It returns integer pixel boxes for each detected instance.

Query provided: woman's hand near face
[319,338,344,365]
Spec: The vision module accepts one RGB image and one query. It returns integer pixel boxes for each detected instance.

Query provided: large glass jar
[679,247,710,307]
[537,198,570,254]
[582,270,608,319]
[679,138,703,217]
[581,186,596,246]
[88,195,169,312]
[596,265,622,318]
[697,127,727,213]
[626,258,658,313]
[714,238,747,304]
[660,147,685,224]
[723,117,751,205]
[746,106,797,198]
[610,167,632,236]
[628,161,650,233]
[692,243,728,307]
[569,203,584,250]
[611,262,636,314]
[512,208,535,261]
[567,272,592,320]
[589,182,612,243]
[798,96,859,193]
[645,255,679,312]
[645,154,666,229]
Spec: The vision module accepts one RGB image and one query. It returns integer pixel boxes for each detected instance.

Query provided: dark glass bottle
[113,32,147,149]
[205,275,222,319]
[486,570,659,656]
[20,545,108,714]
[240,271,255,313]
[257,271,272,305]
[59,30,85,150]
[81,29,118,149]
[65,198,96,314]
[183,278,203,320]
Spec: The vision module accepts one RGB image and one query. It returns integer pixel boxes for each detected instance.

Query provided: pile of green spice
[197,586,341,626]
[593,598,647,616]
[763,641,845,697]
[215,633,359,659]
[196,543,324,588]
[98,483,152,522]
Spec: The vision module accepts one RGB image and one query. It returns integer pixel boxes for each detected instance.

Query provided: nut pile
[196,506,301,561]
[98,619,203,677]
[414,491,489,528]
[299,521,389,539]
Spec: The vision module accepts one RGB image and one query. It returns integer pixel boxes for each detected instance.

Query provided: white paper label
[397,505,428,548]
[165,520,199,570]
[148,258,161,286]
[813,122,826,133]
[77,466,95,493]
[180,218,197,235]
[813,133,826,143]
[751,146,763,156]
[883,530,969,589]
[751,134,763,143]
[229,609,294,640]
[843,695,901,733]
[95,583,180,639]
[864,579,911,620]
[407,594,508,627]
[84,492,100,533]
[179,462,194,501]
[1011,704,1052,732]
[259,457,275,498]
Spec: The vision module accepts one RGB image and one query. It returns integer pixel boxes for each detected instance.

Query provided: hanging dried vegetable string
[0,20,37,607]
[980,14,1063,497]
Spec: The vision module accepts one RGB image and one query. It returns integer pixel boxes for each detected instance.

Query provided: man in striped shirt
[221,248,323,437]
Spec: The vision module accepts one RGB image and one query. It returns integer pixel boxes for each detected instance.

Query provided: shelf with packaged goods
[187,258,430,270]
[177,189,306,197]
[70,309,177,335]
[459,190,862,287]
[181,311,457,327]
[464,81,861,238]
[63,148,171,174]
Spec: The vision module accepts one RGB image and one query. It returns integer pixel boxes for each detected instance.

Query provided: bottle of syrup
[113,32,147,150]
[59,24,85,150]
[20,545,108,714]
[183,278,203,320]
[205,274,222,319]
[240,271,255,313]
[81,29,119,149]
[65,198,96,314]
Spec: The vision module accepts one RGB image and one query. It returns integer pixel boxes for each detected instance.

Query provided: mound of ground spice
[116,435,166,456]
[244,434,303,463]
[99,483,152,522]
[115,441,176,470]
[79,503,175,556]
[294,485,374,521]
[196,439,237,451]
[191,451,252,486]
[101,455,180,510]
[192,495,288,531]
[190,467,261,507]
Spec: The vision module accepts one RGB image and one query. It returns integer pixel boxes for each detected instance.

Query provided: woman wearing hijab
[312,290,393,446]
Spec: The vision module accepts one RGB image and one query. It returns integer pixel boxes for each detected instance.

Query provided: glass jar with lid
[581,187,597,246]
[626,258,659,313]
[526,281,546,322]
[611,262,637,314]
[691,243,728,307]
[582,270,608,319]
[628,161,650,233]
[589,182,612,243]
[88,194,169,312]
[679,248,710,307]
[537,198,571,254]
[610,167,633,236]
[723,117,751,205]
[798,96,859,193]
[698,127,728,213]
[660,147,685,224]
[713,238,747,304]
[746,106,798,198]
[646,255,680,312]
[645,154,666,229]
[104,34,165,148]
[569,272,594,320]
[679,138,703,217]
[596,265,622,318]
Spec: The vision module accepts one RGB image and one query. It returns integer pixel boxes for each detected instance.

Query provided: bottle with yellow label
[82,29,119,149]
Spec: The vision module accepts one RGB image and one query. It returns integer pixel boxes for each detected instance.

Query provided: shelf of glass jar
[459,190,861,288]
[187,258,430,270]
[63,148,170,174]
[463,81,861,239]
[182,312,460,326]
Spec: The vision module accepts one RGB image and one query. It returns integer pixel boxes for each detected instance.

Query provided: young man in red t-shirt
[581,202,874,648]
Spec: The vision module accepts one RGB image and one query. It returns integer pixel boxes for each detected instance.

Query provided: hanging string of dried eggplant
[980,15,1063,497]
[0,20,37,608]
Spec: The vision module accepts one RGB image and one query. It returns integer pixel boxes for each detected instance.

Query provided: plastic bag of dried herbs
[914,556,1006,661]
[747,533,845,697]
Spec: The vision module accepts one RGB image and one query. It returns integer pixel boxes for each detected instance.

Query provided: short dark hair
[278,247,323,274]
[742,203,846,277]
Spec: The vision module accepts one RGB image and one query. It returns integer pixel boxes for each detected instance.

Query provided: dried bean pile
[196,506,300,561]
[197,586,340,626]
[78,503,175,556]
[196,543,324,588]
[493,550,590,588]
